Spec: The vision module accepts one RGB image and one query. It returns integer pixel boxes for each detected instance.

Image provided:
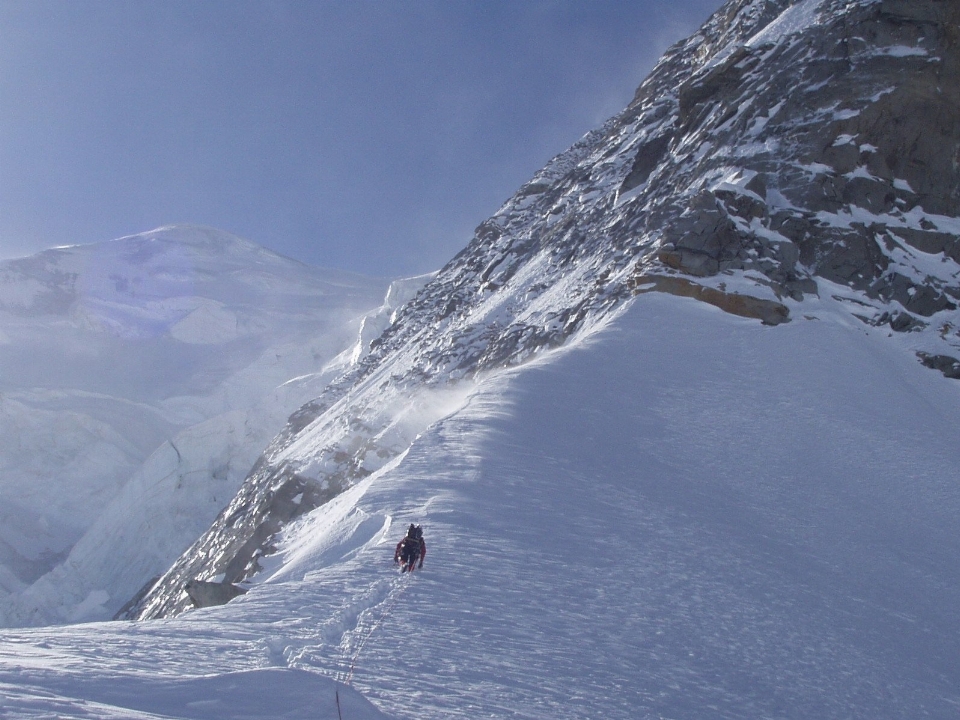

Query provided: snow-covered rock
[132,0,960,621]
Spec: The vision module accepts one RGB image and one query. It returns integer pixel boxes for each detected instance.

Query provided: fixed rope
[343,574,412,686]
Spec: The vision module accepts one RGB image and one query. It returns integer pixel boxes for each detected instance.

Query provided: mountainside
[0,225,393,626]
[131,0,960,620]
[3,0,960,717]
[4,292,960,718]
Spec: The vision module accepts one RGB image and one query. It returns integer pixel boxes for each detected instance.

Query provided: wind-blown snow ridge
[6,291,960,718]
[131,0,960,621]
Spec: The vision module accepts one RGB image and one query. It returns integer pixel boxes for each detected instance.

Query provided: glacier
[0,225,394,626]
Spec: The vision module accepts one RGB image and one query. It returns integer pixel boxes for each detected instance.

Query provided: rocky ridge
[129,0,960,619]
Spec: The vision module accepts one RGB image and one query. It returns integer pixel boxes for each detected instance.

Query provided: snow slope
[0,225,394,626]
[132,0,960,620]
[3,291,960,718]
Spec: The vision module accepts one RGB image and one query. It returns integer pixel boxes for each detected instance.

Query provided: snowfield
[3,291,960,719]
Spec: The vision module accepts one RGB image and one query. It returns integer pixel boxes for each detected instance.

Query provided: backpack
[400,536,420,563]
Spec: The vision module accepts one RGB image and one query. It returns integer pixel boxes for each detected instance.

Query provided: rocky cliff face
[129,0,960,619]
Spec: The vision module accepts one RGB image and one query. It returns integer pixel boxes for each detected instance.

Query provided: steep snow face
[4,293,960,718]
[289,293,960,719]
[0,225,392,626]
[132,0,960,620]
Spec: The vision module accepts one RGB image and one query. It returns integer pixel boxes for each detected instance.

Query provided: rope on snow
[344,573,412,686]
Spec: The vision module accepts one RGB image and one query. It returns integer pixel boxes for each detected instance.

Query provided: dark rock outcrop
[633,274,790,326]
[184,580,246,609]
[918,352,960,379]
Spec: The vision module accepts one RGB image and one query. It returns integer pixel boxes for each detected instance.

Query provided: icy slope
[133,0,960,619]
[4,292,960,718]
[264,292,960,719]
[0,225,392,626]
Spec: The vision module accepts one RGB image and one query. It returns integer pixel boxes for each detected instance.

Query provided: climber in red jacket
[394,524,426,572]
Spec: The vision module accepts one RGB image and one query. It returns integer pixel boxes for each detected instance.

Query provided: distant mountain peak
[113,224,270,256]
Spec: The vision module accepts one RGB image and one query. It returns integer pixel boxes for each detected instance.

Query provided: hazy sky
[1,0,719,277]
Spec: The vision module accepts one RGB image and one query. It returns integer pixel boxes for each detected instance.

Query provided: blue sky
[1,0,719,277]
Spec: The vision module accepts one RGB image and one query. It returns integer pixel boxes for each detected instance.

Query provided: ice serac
[130,0,960,619]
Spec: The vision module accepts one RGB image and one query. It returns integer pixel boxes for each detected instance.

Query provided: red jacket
[394,537,426,566]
